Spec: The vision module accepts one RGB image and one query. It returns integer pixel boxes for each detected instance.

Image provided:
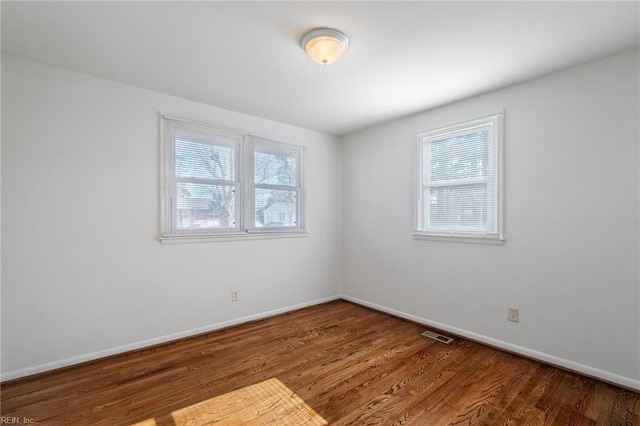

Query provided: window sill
[160,230,309,244]
[412,232,504,245]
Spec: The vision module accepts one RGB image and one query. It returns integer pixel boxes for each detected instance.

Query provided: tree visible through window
[175,139,237,230]
[253,144,299,228]
[161,116,305,240]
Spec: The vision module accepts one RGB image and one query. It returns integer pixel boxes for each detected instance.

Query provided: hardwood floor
[1,300,638,425]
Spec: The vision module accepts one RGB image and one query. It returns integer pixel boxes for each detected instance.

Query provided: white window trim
[160,114,308,243]
[160,231,309,244]
[246,136,306,234]
[413,110,504,244]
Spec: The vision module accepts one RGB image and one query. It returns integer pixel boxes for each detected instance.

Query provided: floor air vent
[421,330,454,344]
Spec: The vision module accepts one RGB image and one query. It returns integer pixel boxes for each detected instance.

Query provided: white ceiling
[2,1,639,136]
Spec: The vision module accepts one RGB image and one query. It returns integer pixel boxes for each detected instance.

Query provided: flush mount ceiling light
[301,28,349,65]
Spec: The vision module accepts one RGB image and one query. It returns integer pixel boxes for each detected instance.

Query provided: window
[414,111,503,243]
[161,115,305,241]
[251,137,303,230]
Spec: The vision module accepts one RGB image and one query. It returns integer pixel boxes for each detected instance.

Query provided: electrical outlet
[508,307,519,322]
[231,290,239,302]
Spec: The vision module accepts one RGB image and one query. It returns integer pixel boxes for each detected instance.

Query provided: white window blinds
[162,117,242,236]
[415,111,503,241]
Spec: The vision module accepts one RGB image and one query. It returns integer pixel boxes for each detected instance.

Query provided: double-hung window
[161,115,305,241]
[251,137,303,230]
[414,111,504,243]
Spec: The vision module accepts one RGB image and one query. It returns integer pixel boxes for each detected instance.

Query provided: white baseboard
[0,295,341,383]
[340,294,640,392]
[4,294,638,392]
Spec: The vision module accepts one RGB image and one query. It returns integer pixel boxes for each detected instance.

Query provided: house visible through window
[252,138,302,229]
[161,115,305,241]
[414,111,504,243]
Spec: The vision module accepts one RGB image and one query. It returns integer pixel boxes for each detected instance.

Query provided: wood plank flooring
[1,300,638,425]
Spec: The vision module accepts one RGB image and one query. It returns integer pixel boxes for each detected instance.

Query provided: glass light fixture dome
[301,28,349,65]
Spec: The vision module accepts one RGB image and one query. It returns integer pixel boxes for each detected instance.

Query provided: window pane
[255,188,297,227]
[426,184,487,232]
[415,112,502,240]
[176,183,236,230]
[426,129,488,183]
[254,150,297,186]
[176,140,236,181]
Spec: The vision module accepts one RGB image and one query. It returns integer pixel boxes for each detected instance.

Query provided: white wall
[341,49,640,389]
[1,56,342,379]
[3,49,639,390]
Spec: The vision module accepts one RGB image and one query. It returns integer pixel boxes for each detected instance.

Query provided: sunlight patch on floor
[130,420,157,426]
[131,378,327,425]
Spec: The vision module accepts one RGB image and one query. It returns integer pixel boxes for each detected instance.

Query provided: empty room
[1,1,639,425]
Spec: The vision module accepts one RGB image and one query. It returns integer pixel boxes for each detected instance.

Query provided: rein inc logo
[1,418,35,424]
